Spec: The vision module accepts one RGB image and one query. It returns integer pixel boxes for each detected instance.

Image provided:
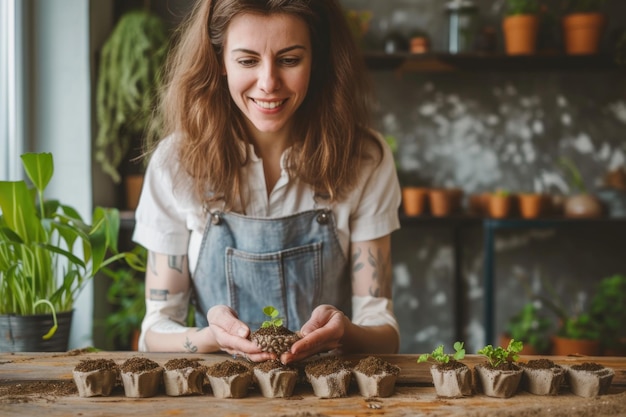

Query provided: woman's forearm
[341,321,400,354]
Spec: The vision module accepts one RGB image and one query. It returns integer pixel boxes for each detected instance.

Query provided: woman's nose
[257,62,280,93]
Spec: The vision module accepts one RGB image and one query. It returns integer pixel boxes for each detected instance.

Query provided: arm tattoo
[183,337,198,353]
[150,289,170,301]
[168,255,185,274]
[367,247,391,298]
[352,247,364,282]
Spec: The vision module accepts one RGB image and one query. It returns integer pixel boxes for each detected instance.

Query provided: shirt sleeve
[132,136,193,255]
[349,132,401,242]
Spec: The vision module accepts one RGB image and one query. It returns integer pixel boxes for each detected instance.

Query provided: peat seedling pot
[520,359,565,396]
[305,357,352,398]
[206,360,252,399]
[352,356,400,398]
[72,359,119,397]
[120,357,163,398]
[429,362,473,398]
[163,358,206,396]
[474,363,523,398]
[565,363,614,398]
[253,360,298,398]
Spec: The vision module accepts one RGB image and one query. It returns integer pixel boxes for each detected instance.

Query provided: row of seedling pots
[418,339,615,399]
[72,355,400,399]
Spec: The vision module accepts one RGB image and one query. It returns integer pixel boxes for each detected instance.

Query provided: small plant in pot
[418,341,472,398]
[589,274,626,355]
[0,153,142,352]
[475,339,524,398]
[502,0,541,55]
[249,306,301,356]
[501,301,553,355]
[558,157,603,218]
[561,0,606,55]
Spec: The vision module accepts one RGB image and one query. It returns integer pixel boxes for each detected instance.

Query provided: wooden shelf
[363,52,619,73]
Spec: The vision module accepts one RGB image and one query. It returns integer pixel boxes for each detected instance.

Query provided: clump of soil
[524,358,560,369]
[120,357,160,373]
[206,360,250,377]
[74,358,118,372]
[353,356,400,377]
[305,357,352,399]
[305,357,351,378]
[255,359,295,373]
[571,362,605,372]
[164,358,202,370]
[434,359,466,371]
[250,325,301,356]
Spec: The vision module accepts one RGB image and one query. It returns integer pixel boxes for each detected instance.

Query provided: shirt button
[211,212,222,225]
[317,211,329,225]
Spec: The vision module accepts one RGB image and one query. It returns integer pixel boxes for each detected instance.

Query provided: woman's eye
[237,59,257,67]
[280,57,301,66]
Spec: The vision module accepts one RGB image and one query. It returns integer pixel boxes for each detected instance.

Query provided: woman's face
[222,12,312,141]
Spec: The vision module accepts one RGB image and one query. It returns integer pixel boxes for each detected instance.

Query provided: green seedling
[418,341,466,364]
[478,339,524,368]
[261,306,284,328]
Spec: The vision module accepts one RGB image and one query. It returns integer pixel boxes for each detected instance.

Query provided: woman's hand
[206,305,275,362]
[280,304,349,364]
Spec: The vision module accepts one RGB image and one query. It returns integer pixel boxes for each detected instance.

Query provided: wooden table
[1,351,625,416]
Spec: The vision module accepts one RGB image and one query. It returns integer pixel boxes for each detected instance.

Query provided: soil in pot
[305,356,352,398]
[429,360,472,398]
[566,362,614,398]
[253,359,298,398]
[119,357,163,398]
[474,362,523,398]
[73,359,119,397]
[352,356,400,398]
[250,325,301,356]
[163,358,206,397]
[520,359,565,396]
[206,360,252,398]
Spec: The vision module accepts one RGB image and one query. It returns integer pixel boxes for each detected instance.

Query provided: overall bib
[192,207,351,331]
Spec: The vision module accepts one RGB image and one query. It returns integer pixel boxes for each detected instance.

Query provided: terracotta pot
[468,193,489,216]
[124,174,144,211]
[429,189,454,217]
[488,194,512,218]
[562,13,605,55]
[401,187,428,216]
[518,193,543,219]
[551,336,601,356]
[503,15,539,55]
[564,194,604,218]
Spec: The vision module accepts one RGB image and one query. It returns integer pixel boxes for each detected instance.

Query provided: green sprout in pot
[250,306,300,356]
[261,305,284,329]
[478,339,524,369]
[505,0,540,16]
[418,341,466,365]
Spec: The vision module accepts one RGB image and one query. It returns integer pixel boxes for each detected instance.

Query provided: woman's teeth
[254,99,284,109]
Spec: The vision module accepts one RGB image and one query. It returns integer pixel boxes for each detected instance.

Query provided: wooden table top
[1,351,625,417]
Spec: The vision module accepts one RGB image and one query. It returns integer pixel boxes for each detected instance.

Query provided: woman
[133,0,401,364]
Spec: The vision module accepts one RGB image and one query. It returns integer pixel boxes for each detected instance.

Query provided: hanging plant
[95,10,169,183]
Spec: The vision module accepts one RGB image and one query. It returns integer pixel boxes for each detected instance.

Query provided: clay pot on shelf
[518,193,543,219]
[352,356,400,398]
[72,359,119,397]
[468,193,490,217]
[253,360,298,398]
[206,360,253,398]
[551,336,601,357]
[520,359,566,396]
[565,363,614,397]
[429,188,463,217]
[163,358,206,397]
[564,194,604,218]
[401,187,429,216]
[474,363,523,398]
[562,13,605,55]
[305,357,352,398]
[503,15,539,55]
[487,192,513,219]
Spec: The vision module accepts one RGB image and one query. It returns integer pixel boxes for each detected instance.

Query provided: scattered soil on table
[571,362,605,372]
[278,413,329,417]
[250,325,301,356]
[354,356,400,376]
[163,358,202,370]
[435,359,467,371]
[0,380,77,403]
[74,358,118,372]
[206,360,250,377]
[523,359,559,369]
[305,357,351,378]
[120,357,160,373]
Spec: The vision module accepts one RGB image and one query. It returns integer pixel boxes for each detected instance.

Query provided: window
[0,0,24,181]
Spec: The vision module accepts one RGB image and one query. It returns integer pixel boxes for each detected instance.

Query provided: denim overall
[192,207,351,331]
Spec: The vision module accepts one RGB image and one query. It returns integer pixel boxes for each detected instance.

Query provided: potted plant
[589,274,626,355]
[475,339,524,398]
[0,152,142,352]
[249,306,301,356]
[417,341,472,398]
[559,157,603,218]
[561,0,606,54]
[103,245,147,350]
[95,9,169,209]
[487,188,513,218]
[502,0,541,55]
[501,301,553,355]
[518,191,544,219]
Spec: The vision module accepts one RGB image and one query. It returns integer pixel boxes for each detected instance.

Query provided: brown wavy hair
[152,0,380,210]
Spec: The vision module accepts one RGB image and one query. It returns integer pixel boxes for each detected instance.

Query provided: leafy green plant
[558,157,587,193]
[478,339,523,368]
[505,302,552,353]
[103,245,147,349]
[493,188,510,197]
[261,306,284,328]
[95,10,169,183]
[562,0,606,13]
[418,341,466,365]
[0,153,142,337]
[505,0,541,15]
[590,274,626,350]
